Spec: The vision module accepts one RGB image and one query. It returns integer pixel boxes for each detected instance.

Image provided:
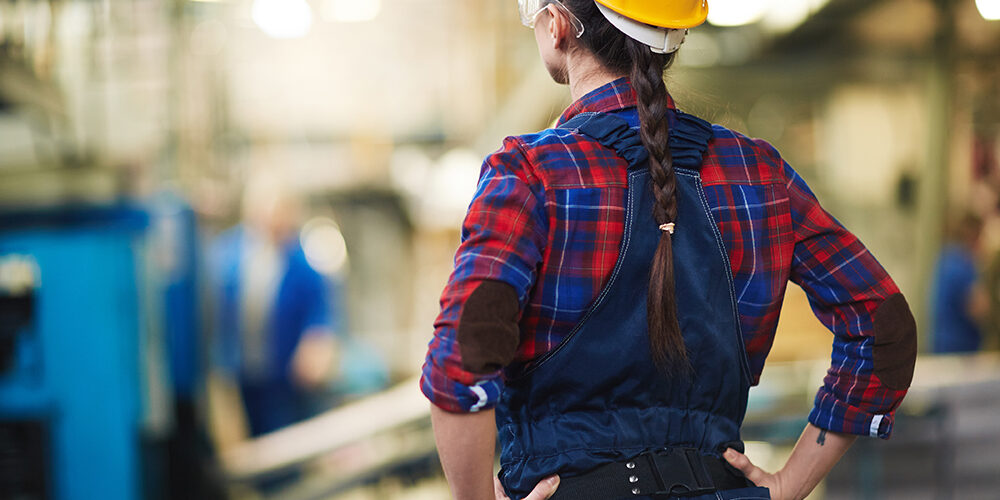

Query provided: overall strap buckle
[643,448,717,497]
[678,448,716,496]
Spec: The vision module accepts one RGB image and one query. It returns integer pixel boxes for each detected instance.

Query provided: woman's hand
[290,328,339,389]
[494,475,560,500]
[724,424,858,500]
[724,448,788,500]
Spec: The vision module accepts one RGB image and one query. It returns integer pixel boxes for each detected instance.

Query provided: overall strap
[558,110,714,170]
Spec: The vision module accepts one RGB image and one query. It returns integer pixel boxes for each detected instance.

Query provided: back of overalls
[496,110,759,500]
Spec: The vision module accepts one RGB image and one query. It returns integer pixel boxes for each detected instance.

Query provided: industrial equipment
[0,205,160,500]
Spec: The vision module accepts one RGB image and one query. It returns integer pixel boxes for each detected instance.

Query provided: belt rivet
[631,487,641,495]
[626,462,636,469]
[629,475,638,483]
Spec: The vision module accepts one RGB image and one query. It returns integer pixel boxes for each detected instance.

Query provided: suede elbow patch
[457,280,522,374]
[872,293,918,391]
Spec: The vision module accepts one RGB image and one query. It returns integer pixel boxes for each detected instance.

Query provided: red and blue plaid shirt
[421,78,906,438]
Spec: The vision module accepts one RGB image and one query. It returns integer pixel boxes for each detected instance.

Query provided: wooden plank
[222,375,428,480]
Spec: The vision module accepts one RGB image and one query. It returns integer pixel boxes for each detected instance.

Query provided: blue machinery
[0,201,199,500]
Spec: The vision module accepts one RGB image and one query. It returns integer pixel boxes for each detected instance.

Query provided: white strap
[469,383,489,412]
[595,2,688,54]
[869,414,885,437]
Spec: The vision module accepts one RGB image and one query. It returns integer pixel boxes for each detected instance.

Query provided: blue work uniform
[211,226,339,436]
[931,244,982,353]
[496,111,769,500]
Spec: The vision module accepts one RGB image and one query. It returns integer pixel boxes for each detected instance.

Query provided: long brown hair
[563,0,687,371]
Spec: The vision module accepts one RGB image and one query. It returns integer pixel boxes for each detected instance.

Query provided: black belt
[549,448,753,499]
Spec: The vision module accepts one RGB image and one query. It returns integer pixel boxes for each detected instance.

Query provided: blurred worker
[422,1,917,499]
[210,171,341,437]
[931,212,989,353]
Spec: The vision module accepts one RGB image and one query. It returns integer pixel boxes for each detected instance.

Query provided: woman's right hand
[725,424,859,500]
[724,448,788,499]
[494,475,560,500]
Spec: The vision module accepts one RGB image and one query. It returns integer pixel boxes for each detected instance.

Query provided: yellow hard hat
[593,0,708,29]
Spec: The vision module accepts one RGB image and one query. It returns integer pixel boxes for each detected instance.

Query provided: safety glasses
[518,0,585,38]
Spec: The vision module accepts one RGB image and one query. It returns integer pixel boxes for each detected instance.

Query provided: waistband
[548,448,753,500]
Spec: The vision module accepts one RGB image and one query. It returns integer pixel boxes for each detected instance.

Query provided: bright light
[977,0,1000,20]
[251,0,313,39]
[708,0,768,26]
[301,218,349,275]
[324,0,381,23]
[761,0,811,32]
[0,255,40,295]
[708,0,830,30]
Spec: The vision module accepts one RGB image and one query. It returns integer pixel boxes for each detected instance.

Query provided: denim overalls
[496,110,771,500]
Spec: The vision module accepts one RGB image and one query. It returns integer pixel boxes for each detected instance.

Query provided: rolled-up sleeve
[779,157,917,439]
[420,137,548,413]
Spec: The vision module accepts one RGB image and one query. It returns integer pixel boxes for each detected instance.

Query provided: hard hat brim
[593,0,708,30]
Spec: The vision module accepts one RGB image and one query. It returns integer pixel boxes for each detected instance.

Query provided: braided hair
[563,0,686,371]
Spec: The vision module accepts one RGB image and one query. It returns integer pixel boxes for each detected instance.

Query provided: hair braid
[562,0,687,371]
[627,42,687,371]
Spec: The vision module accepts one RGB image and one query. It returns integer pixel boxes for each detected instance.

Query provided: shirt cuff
[808,387,895,439]
[420,362,504,413]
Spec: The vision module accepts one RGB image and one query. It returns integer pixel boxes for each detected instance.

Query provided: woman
[421,1,918,499]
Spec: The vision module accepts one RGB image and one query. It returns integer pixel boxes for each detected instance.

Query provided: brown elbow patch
[457,280,522,374]
[872,293,918,391]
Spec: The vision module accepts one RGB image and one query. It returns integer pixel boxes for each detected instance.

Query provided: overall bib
[497,111,770,500]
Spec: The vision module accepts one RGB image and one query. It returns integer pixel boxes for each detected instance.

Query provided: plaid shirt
[421,78,906,439]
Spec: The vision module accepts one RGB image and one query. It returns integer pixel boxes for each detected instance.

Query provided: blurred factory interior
[0,0,999,499]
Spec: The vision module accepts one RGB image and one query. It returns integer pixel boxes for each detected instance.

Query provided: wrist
[773,465,812,500]
[771,468,790,500]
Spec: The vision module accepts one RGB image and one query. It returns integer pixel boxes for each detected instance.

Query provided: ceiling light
[301,218,349,275]
[977,0,1000,20]
[251,0,313,39]
[707,0,768,27]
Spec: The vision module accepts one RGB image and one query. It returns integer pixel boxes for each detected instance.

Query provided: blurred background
[0,0,998,499]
